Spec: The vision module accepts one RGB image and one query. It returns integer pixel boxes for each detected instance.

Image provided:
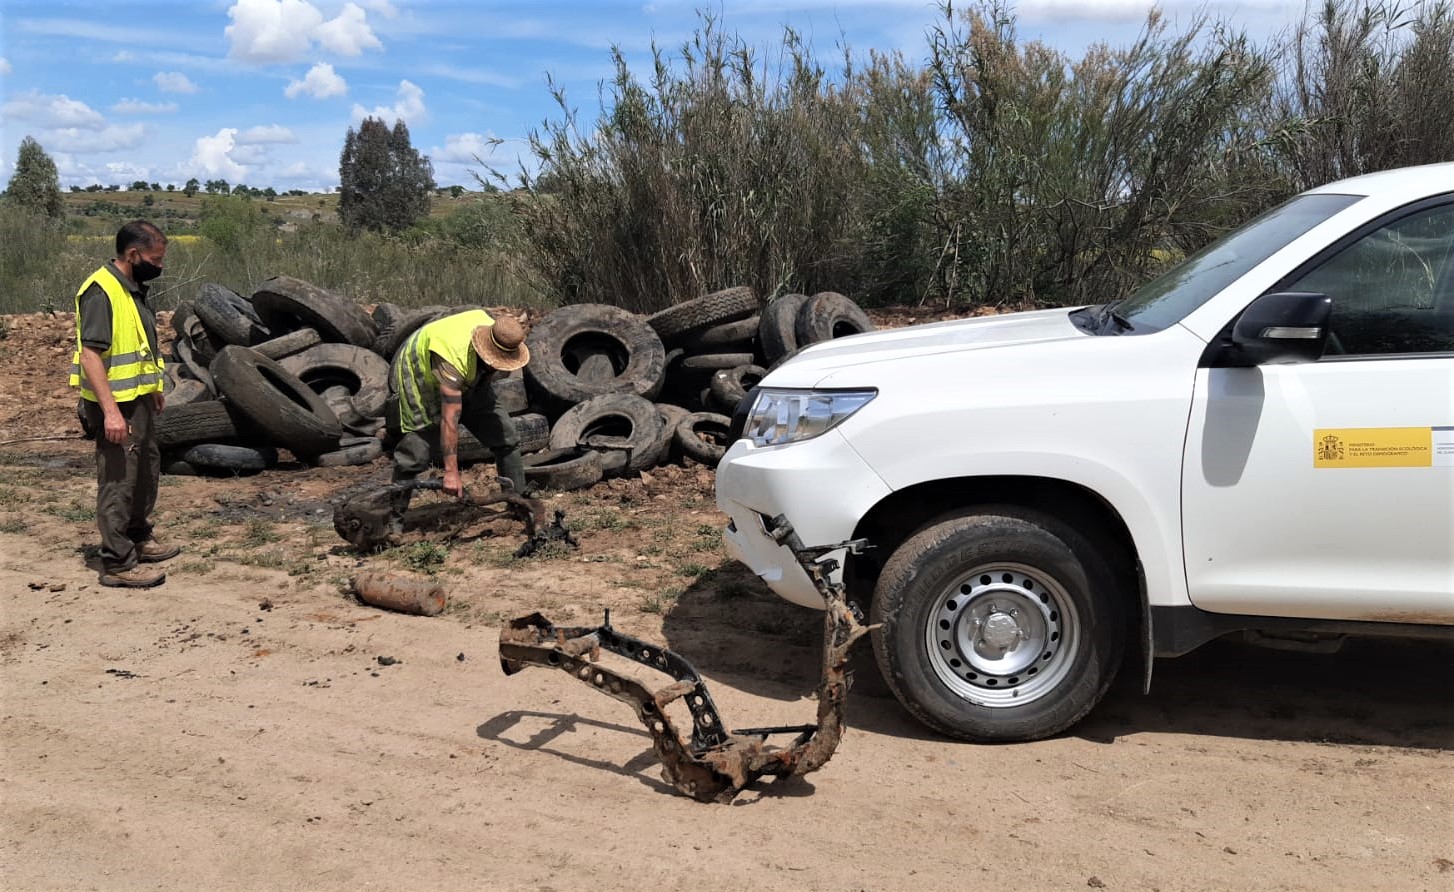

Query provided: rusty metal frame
[499,520,873,803]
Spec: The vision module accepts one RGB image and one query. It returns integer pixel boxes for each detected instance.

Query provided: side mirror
[1212,292,1332,367]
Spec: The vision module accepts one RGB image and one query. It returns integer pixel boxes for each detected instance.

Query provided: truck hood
[768,306,1088,387]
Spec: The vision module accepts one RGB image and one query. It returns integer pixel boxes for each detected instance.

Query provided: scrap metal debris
[332,477,576,557]
[499,522,873,803]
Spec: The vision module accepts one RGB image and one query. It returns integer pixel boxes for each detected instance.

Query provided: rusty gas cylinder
[352,572,446,617]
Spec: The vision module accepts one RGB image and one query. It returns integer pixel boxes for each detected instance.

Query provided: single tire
[278,343,391,419]
[870,508,1126,742]
[683,315,760,351]
[182,443,278,474]
[210,345,342,457]
[679,352,755,372]
[157,401,240,450]
[525,304,666,412]
[492,374,528,415]
[375,305,451,361]
[547,393,665,473]
[795,291,875,345]
[251,276,377,348]
[523,448,604,492]
[674,412,732,466]
[314,437,384,467]
[646,286,759,345]
[758,293,809,365]
[252,327,321,360]
[195,283,268,346]
[161,458,198,477]
[708,364,766,414]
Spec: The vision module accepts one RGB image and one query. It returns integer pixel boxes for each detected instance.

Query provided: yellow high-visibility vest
[68,266,164,403]
[391,308,494,433]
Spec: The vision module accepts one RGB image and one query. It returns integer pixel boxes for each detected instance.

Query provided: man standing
[388,310,530,523]
[71,220,180,588]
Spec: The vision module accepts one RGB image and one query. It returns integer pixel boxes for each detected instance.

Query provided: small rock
[456,652,466,662]
[259,599,273,611]
[1224,846,1237,855]
[48,584,66,593]
[1087,878,1106,889]
[370,671,380,677]
[377,655,398,666]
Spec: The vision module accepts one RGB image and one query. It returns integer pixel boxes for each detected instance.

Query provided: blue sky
[0,0,1305,191]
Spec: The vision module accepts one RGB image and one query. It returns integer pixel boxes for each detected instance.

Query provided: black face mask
[131,258,163,283]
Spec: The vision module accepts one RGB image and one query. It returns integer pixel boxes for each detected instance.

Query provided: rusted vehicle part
[352,571,447,616]
[333,478,576,557]
[499,524,873,803]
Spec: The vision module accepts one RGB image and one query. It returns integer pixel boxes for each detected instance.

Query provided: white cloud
[154,71,200,94]
[112,51,135,63]
[432,132,498,164]
[226,0,386,64]
[46,124,147,154]
[112,98,179,114]
[285,62,347,99]
[226,0,324,63]
[351,79,425,124]
[2,90,107,129]
[0,58,11,76]
[315,3,383,56]
[236,124,298,144]
[190,128,249,180]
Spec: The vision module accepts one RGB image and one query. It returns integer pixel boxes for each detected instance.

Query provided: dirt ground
[1,310,1450,891]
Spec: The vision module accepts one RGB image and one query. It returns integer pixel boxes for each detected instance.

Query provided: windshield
[1116,193,1362,331]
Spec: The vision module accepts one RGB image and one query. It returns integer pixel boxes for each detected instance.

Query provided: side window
[1287,202,1454,356]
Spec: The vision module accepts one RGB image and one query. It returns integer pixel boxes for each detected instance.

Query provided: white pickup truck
[715,163,1454,742]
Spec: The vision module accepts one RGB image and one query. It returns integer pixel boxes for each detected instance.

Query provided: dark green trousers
[81,396,160,572]
[390,384,525,497]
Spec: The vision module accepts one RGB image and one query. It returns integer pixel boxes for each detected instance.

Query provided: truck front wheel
[870,508,1125,742]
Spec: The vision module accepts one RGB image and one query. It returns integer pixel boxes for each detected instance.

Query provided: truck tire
[646,286,759,345]
[674,412,732,466]
[795,291,875,345]
[525,304,666,412]
[547,393,665,473]
[278,343,391,419]
[210,345,342,457]
[157,401,240,450]
[252,327,321,360]
[523,448,604,491]
[195,283,268,346]
[870,507,1125,742]
[252,276,377,347]
[758,292,808,364]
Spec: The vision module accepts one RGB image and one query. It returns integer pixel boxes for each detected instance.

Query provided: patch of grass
[398,541,449,575]
[579,508,637,532]
[241,518,280,547]
[0,517,27,534]
[177,558,216,575]
[45,501,94,523]
[677,562,711,578]
[640,586,683,615]
[232,549,289,571]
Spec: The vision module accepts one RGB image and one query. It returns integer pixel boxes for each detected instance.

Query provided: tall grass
[501,15,940,311]
[508,0,1453,311]
[0,199,546,315]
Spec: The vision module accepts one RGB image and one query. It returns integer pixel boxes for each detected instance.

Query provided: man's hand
[103,407,128,445]
[152,390,166,414]
[443,467,464,498]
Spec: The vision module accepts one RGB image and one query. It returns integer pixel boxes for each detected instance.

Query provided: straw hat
[471,316,530,372]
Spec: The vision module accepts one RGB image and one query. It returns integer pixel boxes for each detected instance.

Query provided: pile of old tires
[156,277,875,490]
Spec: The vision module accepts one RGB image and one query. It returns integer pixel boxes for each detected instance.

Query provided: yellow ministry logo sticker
[1313,427,1453,468]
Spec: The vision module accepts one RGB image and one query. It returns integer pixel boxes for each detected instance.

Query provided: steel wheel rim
[924,561,1081,708]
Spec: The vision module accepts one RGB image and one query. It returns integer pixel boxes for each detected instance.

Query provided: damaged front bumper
[498,523,874,803]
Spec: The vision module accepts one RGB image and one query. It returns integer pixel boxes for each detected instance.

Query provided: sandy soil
[1,310,1450,891]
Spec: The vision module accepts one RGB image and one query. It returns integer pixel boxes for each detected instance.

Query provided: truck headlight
[742,388,876,447]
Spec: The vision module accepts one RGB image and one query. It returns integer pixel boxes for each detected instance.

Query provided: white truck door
[1183,200,1454,622]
